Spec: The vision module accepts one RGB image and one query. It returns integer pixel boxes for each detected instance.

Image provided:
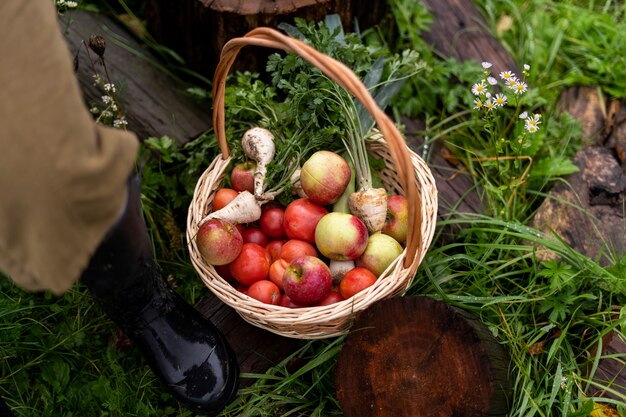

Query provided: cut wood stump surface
[334,297,512,417]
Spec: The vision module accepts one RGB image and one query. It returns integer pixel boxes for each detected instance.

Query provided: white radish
[199,191,261,227]
[348,187,388,233]
[241,127,275,200]
[290,168,308,198]
[329,260,355,286]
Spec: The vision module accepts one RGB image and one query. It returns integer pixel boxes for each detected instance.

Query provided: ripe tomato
[281,239,318,263]
[247,280,281,305]
[212,188,238,211]
[241,227,269,247]
[229,243,271,286]
[339,267,377,299]
[283,198,328,243]
[260,207,286,238]
[317,290,345,306]
[269,258,289,290]
[266,240,286,263]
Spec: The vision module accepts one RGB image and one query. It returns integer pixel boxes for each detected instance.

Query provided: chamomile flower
[499,70,515,81]
[484,100,496,111]
[505,78,518,90]
[519,111,528,119]
[471,81,488,95]
[487,76,498,86]
[473,98,484,109]
[512,81,528,95]
[524,113,541,133]
[482,62,493,69]
[493,93,507,107]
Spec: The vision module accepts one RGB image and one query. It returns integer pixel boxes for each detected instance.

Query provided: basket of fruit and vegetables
[187,24,438,339]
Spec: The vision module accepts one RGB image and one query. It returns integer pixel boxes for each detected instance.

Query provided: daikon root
[199,191,261,227]
[348,187,388,233]
[241,127,275,200]
[329,260,355,286]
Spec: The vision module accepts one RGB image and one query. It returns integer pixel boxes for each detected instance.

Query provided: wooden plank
[60,11,210,145]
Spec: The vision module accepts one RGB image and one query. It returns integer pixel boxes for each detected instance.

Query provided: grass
[2,0,625,416]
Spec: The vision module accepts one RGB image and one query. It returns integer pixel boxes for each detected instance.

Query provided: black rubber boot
[81,174,239,414]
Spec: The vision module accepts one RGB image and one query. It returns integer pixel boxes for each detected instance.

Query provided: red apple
[300,151,351,205]
[241,226,269,247]
[196,219,243,265]
[356,232,404,277]
[283,198,328,243]
[338,267,377,298]
[382,194,409,244]
[269,258,289,290]
[314,212,368,261]
[230,161,256,193]
[266,239,286,263]
[317,290,345,306]
[247,280,281,305]
[283,256,332,306]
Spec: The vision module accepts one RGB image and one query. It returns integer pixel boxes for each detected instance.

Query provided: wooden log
[335,296,512,417]
[419,0,520,77]
[531,87,626,266]
[143,0,389,77]
[60,10,210,145]
[586,328,626,404]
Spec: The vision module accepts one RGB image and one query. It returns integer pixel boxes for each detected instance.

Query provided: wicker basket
[187,27,438,339]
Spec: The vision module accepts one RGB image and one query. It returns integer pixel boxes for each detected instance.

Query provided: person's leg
[81,173,239,413]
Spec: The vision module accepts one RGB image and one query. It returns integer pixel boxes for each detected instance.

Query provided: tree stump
[335,297,512,417]
[586,328,626,404]
[143,0,388,77]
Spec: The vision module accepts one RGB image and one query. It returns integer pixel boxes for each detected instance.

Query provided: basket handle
[212,27,422,269]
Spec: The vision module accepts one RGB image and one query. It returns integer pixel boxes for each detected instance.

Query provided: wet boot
[81,174,239,414]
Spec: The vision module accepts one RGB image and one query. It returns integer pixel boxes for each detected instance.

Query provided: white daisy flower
[487,76,498,85]
[471,82,488,95]
[494,93,507,107]
[499,71,515,81]
[482,62,493,69]
[473,98,484,109]
[513,81,528,95]
[519,111,528,119]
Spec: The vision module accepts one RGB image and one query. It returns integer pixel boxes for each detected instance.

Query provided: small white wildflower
[519,111,528,119]
[113,118,128,128]
[560,376,568,390]
[473,98,484,109]
[513,81,528,95]
[101,95,112,104]
[506,78,518,89]
[525,114,541,133]
[110,103,118,112]
[56,0,66,5]
[485,92,492,99]
[103,83,116,93]
[101,110,113,118]
[494,93,507,107]
[524,64,530,71]
[482,62,493,69]
[471,82,488,95]
[89,107,100,114]
[487,76,498,85]
[499,70,515,81]
[66,1,78,7]
[484,100,496,111]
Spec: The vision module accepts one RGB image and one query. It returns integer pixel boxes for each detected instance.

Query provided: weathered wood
[531,87,626,266]
[586,329,626,403]
[420,0,520,77]
[60,11,210,144]
[143,0,388,77]
[335,296,512,417]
